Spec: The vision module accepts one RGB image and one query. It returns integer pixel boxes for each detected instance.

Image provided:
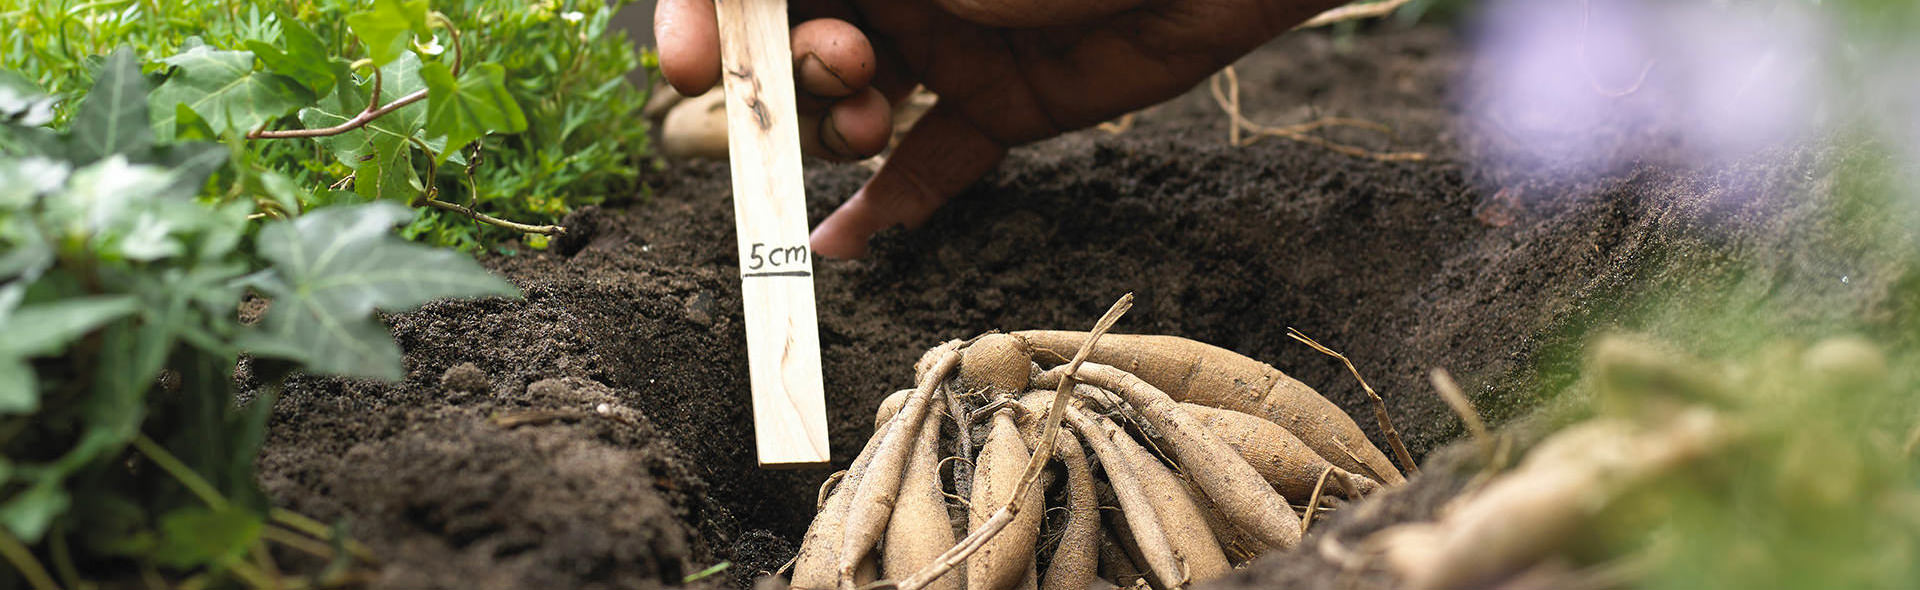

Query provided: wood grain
[715,0,829,467]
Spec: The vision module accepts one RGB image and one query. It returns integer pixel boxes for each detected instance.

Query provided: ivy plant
[0,40,516,588]
[2,0,654,252]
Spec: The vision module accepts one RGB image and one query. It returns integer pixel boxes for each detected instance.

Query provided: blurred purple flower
[1469,0,1827,177]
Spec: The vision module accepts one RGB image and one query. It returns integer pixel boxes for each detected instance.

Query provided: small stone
[527,378,571,399]
[684,291,715,327]
[440,363,490,395]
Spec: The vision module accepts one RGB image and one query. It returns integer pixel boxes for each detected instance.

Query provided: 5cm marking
[744,242,810,277]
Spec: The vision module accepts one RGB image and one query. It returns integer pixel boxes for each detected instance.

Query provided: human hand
[654,0,1345,258]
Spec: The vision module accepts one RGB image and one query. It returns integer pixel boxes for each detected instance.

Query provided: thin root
[1301,466,1335,532]
[818,471,847,512]
[1296,0,1417,29]
[1207,66,1428,162]
[1289,328,1418,477]
[1429,368,1494,464]
[1098,112,1138,134]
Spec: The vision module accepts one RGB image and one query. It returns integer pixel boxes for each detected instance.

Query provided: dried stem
[1288,328,1418,476]
[1098,112,1138,134]
[1207,66,1428,162]
[1300,466,1335,532]
[422,198,567,235]
[892,293,1135,590]
[1428,368,1493,461]
[818,471,847,512]
[946,385,976,500]
[1295,0,1417,29]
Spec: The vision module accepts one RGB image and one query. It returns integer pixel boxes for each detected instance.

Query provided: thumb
[810,104,1006,258]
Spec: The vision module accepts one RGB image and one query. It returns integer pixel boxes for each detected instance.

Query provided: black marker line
[742,270,812,278]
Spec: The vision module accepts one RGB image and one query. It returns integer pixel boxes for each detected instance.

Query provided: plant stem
[269,509,378,564]
[422,199,566,235]
[261,526,335,561]
[246,89,427,139]
[226,559,278,590]
[0,528,62,590]
[429,12,463,76]
[130,434,229,510]
[49,531,80,589]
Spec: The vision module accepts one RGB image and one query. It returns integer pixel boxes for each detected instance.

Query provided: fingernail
[798,53,854,97]
[819,113,859,160]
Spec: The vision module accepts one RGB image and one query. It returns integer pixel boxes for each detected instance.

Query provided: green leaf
[0,478,69,542]
[422,62,526,163]
[251,168,306,217]
[299,53,429,168]
[0,295,138,414]
[347,0,430,67]
[355,130,419,201]
[153,506,262,568]
[149,141,229,198]
[0,296,139,357]
[245,17,338,95]
[149,46,314,139]
[0,359,32,417]
[70,47,154,163]
[0,70,55,127]
[240,203,518,379]
[47,157,194,260]
[168,102,217,141]
[0,157,70,209]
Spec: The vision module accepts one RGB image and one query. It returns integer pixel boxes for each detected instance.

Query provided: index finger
[655,0,723,96]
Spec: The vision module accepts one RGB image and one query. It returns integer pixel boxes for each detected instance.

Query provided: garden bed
[253,24,1889,589]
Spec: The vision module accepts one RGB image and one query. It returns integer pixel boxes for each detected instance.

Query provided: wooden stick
[714,0,829,466]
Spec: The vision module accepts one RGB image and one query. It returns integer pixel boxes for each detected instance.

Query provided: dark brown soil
[256,22,1902,590]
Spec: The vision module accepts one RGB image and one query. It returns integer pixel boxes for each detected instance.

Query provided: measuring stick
[715,0,829,467]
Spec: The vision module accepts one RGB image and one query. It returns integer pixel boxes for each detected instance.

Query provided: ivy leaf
[70,47,153,163]
[0,478,69,542]
[239,203,518,379]
[0,294,137,413]
[245,17,339,95]
[149,141,229,199]
[0,296,140,358]
[422,62,525,163]
[152,506,262,568]
[149,46,314,139]
[347,0,431,67]
[354,130,419,201]
[0,70,56,127]
[299,53,428,167]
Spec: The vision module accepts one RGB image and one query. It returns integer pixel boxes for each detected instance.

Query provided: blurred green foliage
[1477,2,1920,588]
[1,0,654,252]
